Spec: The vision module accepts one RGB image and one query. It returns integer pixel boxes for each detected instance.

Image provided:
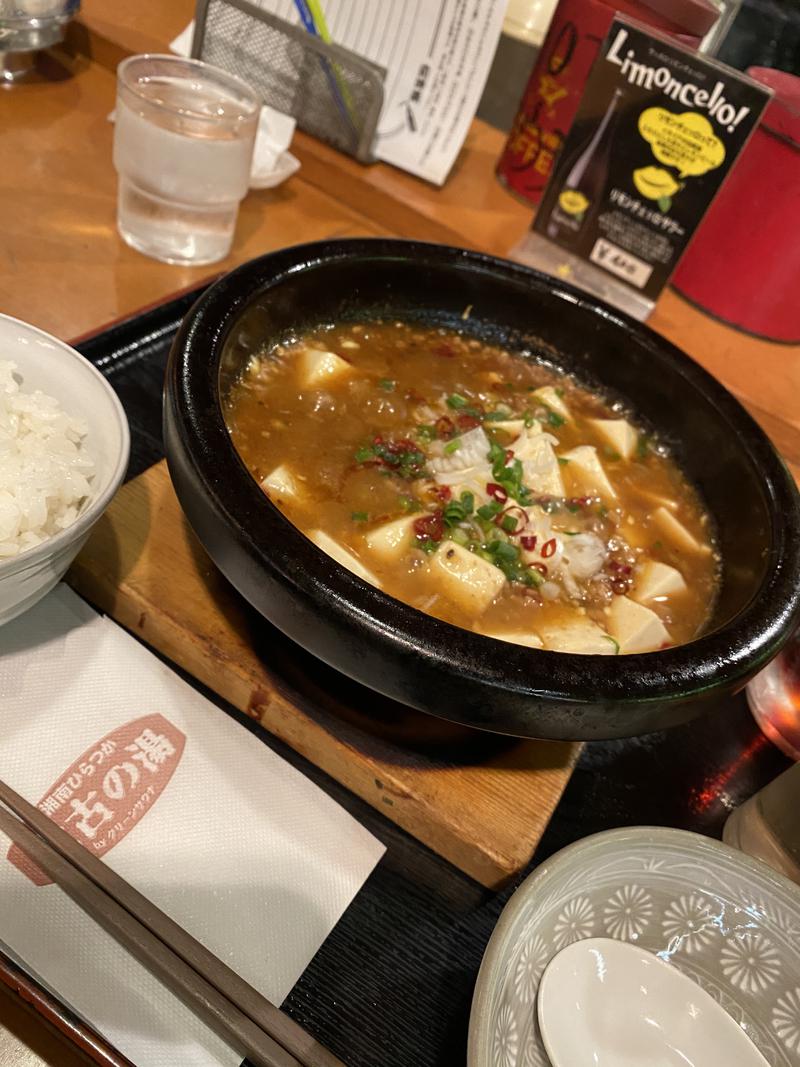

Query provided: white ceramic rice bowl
[0,314,129,626]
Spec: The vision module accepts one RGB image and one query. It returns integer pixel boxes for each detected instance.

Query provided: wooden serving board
[68,461,582,888]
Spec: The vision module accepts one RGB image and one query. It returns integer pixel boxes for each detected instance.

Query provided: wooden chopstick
[0,779,347,1067]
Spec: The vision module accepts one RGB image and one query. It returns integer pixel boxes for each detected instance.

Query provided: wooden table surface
[0,3,798,1062]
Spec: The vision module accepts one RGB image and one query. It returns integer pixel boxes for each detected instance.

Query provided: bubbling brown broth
[225,321,720,655]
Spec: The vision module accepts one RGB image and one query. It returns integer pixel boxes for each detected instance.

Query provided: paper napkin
[0,585,384,1067]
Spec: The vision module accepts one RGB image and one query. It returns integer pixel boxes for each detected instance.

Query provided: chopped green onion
[450,527,469,546]
[604,636,621,654]
[598,505,608,518]
[444,438,462,455]
[442,491,475,528]
[489,540,519,563]
[546,409,566,429]
[501,514,518,533]
[483,409,512,422]
[378,378,396,392]
[555,387,565,398]
[398,495,419,513]
[354,445,374,463]
[522,409,536,428]
[446,393,468,410]
[477,501,502,520]
[415,424,437,442]
[557,456,570,466]
[351,511,369,522]
[418,538,439,554]
[636,434,651,459]
[604,447,621,461]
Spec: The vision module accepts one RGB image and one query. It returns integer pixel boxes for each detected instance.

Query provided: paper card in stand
[175,0,507,184]
[0,585,384,1067]
[514,17,771,320]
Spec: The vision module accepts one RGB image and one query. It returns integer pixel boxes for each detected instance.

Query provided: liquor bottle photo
[546,88,626,245]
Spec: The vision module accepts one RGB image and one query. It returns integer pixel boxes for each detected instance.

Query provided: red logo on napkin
[7,714,186,886]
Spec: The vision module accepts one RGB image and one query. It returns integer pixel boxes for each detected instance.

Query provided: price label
[589,238,652,288]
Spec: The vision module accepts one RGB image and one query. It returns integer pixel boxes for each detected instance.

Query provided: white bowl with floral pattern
[468,826,800,1067]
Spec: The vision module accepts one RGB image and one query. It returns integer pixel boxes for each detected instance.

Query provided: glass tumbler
[724,764,800,884]
[113,54,260,266]
[747,629,800,760]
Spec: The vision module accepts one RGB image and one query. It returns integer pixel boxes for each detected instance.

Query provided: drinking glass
[113,54,260,266]
[724,764,800,884]
[747,629,800,760]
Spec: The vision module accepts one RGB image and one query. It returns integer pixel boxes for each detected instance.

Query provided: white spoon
[537,937,769,1067]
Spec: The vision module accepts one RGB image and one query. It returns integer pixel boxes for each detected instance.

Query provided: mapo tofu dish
[225,321,720,655]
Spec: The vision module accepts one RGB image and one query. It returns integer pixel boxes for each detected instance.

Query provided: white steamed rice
[0,360,95,559]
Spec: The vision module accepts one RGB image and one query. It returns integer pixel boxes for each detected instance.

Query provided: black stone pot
[163,239,800,741]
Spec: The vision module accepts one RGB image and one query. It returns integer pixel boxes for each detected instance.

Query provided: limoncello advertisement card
[533,18,771,302]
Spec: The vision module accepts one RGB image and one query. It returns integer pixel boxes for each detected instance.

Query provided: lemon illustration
[558,189,590,216]
[633,166,680,201]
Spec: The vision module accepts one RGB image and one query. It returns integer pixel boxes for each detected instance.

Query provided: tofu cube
[633,487,679,512]
[632,561,687,604]
[607,596,671,653]
[308,530,380,588]
[537,616,617,655]
[653,507,712,555]
[260,464,301,503]
[560,446,617,500]
[298,348,353,388]
[588,418,638,460]
[533,386,571,422]
[478,629,543,649]
[364,515,417,563]
[429,543,505,615]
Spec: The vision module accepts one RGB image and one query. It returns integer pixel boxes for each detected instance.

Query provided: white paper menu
[0,585,385,1067]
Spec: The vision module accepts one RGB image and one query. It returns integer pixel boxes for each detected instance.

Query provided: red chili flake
[567,496,593,509]
[432,485,452,503]
[435,416,455,438]
[457,414,481,431]
[520,535,538,552]
[434,343,455,358]
[541,538,557,558]
[413,511,444,542]
[495,506,529,533]
[373,434,385,446]
[609,561,633,576]
[531,562,548,576]
[486,483,508,503]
